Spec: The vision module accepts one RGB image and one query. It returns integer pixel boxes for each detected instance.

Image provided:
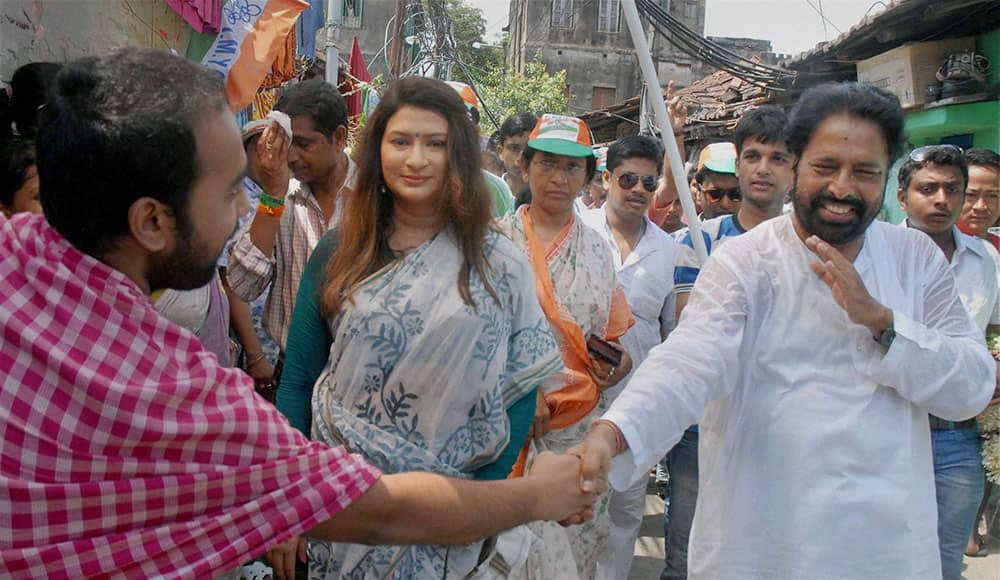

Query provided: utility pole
[389,0,407,78]
[325,0,343,83]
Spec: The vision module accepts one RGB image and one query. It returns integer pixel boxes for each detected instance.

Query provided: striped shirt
[227,158,357,351]
[673,214,746,296]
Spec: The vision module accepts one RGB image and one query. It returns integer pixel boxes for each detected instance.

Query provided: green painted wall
[882,27,999,223]
[901,27,1000,151]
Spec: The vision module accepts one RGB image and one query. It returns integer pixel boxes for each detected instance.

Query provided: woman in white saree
[275,77,565,579]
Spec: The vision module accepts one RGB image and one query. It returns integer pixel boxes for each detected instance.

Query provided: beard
[147,215,229,291]
[791,180,881,246]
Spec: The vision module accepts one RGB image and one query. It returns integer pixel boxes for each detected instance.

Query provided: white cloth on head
[604,215,994,580]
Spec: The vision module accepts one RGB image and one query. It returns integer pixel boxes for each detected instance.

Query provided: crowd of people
[1,46,998,580]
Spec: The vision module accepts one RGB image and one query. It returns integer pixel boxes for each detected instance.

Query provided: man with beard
[896,145,998,580]
[227,78,356,361]
[0,48,599,578]
[567,82,996,579]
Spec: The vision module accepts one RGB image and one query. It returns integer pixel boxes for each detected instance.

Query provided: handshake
[268,423,624,580]
[530,421,622,526]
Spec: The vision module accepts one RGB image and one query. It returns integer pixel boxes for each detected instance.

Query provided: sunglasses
[618,173,659,193]
[703,187,742,202]
[908,144,964,162]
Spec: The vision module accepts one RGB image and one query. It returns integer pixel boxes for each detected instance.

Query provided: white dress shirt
[580,207,678,401]
[604,215,994,579]
[901,223,1000,333]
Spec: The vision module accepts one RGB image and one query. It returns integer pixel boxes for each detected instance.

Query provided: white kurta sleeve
[868,246,995,421]
[603,257,749,490]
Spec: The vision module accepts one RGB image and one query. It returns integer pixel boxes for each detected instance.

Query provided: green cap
[527,114,595,158]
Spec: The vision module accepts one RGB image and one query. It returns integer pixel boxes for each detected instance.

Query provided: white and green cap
[528,114,595,158]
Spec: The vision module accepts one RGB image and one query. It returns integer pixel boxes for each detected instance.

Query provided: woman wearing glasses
[501,114,635,579]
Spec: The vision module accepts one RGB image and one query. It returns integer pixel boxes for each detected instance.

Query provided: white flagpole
[620,0,708,264]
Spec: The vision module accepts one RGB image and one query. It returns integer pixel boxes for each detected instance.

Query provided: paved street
[628,479,1000,579]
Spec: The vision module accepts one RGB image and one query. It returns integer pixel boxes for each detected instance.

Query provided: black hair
[486,131,502,154]
[965,148,1000,172]
[0,62,62,144]
[0,138,35,207]
[898,146,968,193]
[522,144,598,186]
[499,112,538,144]
[274,77,348,138]
[36,48,227,256]
[695,167,737,186]
[469,106,481,125]
[785,82,905,167]
[734,105,788,155]
[606,135,664,174]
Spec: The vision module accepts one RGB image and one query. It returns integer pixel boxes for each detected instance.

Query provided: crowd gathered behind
[1,48,999,580]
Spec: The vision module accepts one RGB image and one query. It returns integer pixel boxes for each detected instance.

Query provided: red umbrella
[346,36,371,118]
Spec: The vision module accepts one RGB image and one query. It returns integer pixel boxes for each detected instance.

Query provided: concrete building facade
[507,0,707,114]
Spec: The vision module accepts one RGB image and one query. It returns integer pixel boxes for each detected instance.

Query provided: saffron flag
[346,36,371,119]
[202,0,309,112]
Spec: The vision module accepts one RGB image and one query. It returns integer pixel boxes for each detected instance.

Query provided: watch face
[879,328,896,349]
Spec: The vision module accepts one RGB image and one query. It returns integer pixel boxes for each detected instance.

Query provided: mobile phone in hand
[586,335,622,367]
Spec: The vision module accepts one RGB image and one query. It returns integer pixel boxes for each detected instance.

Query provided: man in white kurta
[569,82,996,579]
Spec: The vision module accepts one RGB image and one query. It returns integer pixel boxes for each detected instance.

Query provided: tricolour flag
[202,0,309,112]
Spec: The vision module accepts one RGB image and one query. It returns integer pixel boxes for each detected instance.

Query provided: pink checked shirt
[0,214,380,578]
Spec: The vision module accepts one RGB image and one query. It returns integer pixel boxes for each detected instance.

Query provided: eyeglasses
[618,173,658,193]
[533,157,586,176]
[702,187,742,202]
[909,144,964,163]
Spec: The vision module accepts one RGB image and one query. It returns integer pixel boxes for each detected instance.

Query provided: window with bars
[683,0,698,20]
[597,0,620,32]
[551,0,574,29]
[342,0,363,28]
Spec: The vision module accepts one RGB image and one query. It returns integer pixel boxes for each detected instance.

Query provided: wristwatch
[875,324,896,351]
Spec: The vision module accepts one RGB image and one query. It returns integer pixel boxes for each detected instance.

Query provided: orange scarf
[511,206,633,476]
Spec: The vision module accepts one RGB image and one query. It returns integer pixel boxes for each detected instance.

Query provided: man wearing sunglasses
[896,144,1000,580]
[580,134,680,579]
[694,142,741,220]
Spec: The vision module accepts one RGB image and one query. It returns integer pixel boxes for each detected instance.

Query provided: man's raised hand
[255,122,291,198]
[805,235,893,338]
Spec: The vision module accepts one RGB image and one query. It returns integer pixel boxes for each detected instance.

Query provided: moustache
[810,191,866,214]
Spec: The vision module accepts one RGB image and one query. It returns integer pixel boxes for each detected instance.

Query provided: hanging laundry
[296,0,326,57]
[165,0,223,34]
[201,0,310,111]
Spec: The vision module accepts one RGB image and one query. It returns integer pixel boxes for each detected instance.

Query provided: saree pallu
[307,229,563,579]
[501,207,634,580]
